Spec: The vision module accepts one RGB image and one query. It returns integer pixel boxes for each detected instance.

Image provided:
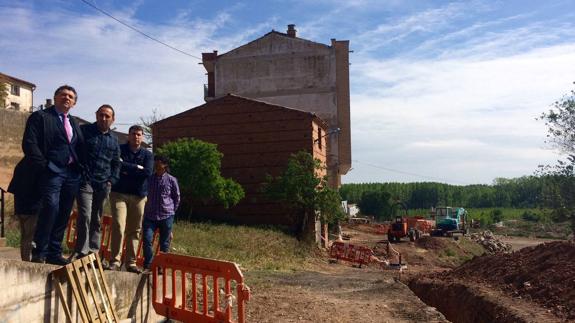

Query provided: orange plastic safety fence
[65,210,79,250]
[150,253,251,323]
[329,241,373,267]
[65,210,160,266]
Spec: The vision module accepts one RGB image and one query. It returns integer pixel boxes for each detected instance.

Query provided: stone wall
[0,259,164,322]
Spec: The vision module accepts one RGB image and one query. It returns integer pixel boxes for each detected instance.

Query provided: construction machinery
[431,206,468,237]
[387,216,409,242]
[387,202,435,242]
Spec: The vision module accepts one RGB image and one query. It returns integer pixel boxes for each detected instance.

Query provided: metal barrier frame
[150,253,251,323]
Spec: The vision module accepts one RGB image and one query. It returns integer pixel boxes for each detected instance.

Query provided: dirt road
[245,225,457,322]
[498,235,560,251]
[245,261,447,323]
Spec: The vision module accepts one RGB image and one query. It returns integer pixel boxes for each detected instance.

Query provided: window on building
[10,84,20,96]
[10,102,20,110]
[317,128,323,149]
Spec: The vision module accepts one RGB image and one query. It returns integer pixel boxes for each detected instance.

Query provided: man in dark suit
[16,85,85,265]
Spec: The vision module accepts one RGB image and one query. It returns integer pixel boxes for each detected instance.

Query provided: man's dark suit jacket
[8,106,85,212]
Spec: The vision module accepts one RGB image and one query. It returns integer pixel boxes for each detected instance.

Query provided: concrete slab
[0,258,165,322]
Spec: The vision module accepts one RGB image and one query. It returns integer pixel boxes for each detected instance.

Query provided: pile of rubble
[469,230,512,254]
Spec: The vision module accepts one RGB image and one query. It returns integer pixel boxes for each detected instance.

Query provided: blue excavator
[431,206,468,237]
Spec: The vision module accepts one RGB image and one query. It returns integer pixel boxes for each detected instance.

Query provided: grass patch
[171,221,315,271]
[5,227,20,248]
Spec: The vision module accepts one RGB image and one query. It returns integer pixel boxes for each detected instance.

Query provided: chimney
[287,24,296,38]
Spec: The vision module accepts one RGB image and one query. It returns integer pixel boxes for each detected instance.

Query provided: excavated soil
[410,240,574,322]
[448,240,575,320]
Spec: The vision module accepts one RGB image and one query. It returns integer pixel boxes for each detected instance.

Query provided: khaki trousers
[109,192,146,266]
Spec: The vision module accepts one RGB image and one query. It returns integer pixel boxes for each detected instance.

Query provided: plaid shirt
[81,122,121,191]
[144,172,180,221]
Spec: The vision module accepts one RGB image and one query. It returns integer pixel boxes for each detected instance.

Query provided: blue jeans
[142,216,173,268]
[33,166,80,260]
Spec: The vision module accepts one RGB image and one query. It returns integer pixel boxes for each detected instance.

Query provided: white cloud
[346,42,575,183]
[0,4,234,129]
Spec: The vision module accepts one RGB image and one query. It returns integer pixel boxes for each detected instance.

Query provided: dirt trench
[408,278,561,323]
[344,225,572,323]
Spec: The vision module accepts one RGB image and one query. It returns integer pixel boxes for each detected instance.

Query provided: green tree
[538,84,575,237]
[262,151,343,241]
[490,209,503,223]
[156,138,244,218]
[358,191,392,220]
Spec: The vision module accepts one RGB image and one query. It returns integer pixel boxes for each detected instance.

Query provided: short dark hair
[154,155,170,165]
[54,85,78,102]
[154,155,170,172]
[97,104,115,117]
[129,125,144,134]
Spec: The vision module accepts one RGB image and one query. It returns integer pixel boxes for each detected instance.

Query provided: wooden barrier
[52,253,120,322]
[150,253,251,323]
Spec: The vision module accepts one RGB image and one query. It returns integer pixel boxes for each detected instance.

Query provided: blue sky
[1,0,575,185]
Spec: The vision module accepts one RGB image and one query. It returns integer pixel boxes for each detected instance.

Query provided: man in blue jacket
[13,85,85,265]
[107,125,153,272]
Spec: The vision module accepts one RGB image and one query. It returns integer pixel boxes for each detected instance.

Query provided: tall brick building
[202,25,351,188]
[152,94,328,227]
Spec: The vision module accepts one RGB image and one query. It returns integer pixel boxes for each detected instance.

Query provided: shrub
[491,209,503,223]
[521,210,541,222]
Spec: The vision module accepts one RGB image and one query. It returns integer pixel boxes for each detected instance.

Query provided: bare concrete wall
[209,31,351,187]
[0,259,164,323]
[0,109,27,189]
[0,108,28,142]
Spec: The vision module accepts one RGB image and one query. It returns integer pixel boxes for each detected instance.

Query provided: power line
[352,159,469,185]
[79,0,202,60]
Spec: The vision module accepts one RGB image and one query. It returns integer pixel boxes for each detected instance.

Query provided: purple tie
[62,113,74,164]
[63,113,73,143]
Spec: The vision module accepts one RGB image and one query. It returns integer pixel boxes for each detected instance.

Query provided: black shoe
[126,265,142,274]
[46,256,70,266]
[31,256,45,264]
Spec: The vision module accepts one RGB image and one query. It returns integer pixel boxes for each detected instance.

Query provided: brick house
[151,94,328,227]
[201,24,351,188]
[0,72,36,112]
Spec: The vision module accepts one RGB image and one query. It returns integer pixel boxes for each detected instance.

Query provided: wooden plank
[64,264,90,322]
[80,256,106,322]
[94,254,121,322]
[52,268,77,323]
[52,254,119,323]
[72,259,100,322]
